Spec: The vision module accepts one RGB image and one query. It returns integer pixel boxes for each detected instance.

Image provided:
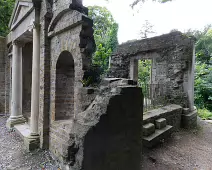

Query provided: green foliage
[88,6,118,74]
[138,60,152,96]
[138,60,152,85]
[0,0,15,36]
[198,108,212,120]
[82,64,103,87]
[187,26,212,111]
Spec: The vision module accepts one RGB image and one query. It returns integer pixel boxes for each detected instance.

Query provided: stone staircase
[143,118,173,148]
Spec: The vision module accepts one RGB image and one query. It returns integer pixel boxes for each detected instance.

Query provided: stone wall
[4,45,11,115]
[108,32,195,110]
[49,79,143,170]
[55,51,75,120]
[39,0,95,149]
[45,1,96,157]
[0,37,6,113]
[22,43,32,120]
[143,104,183,130]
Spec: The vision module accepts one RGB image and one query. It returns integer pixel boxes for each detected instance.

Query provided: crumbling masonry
[0,0,197,169]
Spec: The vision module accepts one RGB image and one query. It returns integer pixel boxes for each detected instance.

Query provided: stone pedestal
[24,135,40,151]
[14,123,40,151]
[181,107,197,129]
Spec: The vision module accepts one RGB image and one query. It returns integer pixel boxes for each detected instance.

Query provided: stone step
[143,125,173,148]
[14,123,30,138]
[143,123,155,137]
[155,118,166,129]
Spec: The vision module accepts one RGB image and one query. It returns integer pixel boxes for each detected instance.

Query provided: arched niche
[55,51,75,120]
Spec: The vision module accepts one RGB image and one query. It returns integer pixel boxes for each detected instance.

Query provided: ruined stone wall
[49,79,143,170]
[108,32,195,109]
[55,53,75,120]
[39,0,94,149]
[143,104,183,130]
[49,23,93,162]
[49,24,85,121]
[0,37,6,113]
[43,2,95,156]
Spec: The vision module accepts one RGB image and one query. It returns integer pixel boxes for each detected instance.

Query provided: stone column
[25,23,41,151]
[130,58,138,81]
[30,23,40,136]
[6,41,26,128]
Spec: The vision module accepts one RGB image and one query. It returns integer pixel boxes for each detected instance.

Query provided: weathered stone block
[155,118,167,129]
[143,123,155,137]
[143,125,173,148]
[14,124,40,151]
[181,109,197,129]
[143,104,182,130]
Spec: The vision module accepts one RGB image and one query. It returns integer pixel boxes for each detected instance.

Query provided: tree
[186,26,212,111]
[140,20,155,39]
[105,0,173,8]
[0,0,15,36]
[130,0,173,8]
[88,6,119,73]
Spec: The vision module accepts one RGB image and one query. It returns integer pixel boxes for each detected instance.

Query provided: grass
[198,108,212,120]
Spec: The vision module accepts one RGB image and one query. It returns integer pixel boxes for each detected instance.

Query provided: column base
[181,108,197,129]
[6,115,26,129]
[24,134,40,151]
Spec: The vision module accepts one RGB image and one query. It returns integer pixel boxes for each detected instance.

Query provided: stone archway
[55,51,75,120]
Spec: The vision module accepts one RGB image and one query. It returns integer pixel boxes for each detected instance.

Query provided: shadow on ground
[142,117,212,170]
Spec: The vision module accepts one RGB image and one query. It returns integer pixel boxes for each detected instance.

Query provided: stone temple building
[0,0,197,169]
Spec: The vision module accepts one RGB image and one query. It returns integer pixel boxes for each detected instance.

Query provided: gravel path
[1,115,212,170]
[0,116,57,170]
[143,117,212,170]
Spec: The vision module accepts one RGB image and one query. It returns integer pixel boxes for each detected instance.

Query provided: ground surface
[143,117,212,170]
[0,116,58,170]
[0,116,212,170]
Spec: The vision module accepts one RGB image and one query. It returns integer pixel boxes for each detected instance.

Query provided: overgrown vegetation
[0,0,15,36]
[198,108,212,120]
[88,6,118,75]
[138,60,152,97]
[81,6,119,87]
[186,26,212,119]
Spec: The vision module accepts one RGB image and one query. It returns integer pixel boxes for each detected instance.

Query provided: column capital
[13,40,25,47]
[33,22,41,30]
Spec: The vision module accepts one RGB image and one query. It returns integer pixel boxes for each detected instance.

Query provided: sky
[83,0,212,43]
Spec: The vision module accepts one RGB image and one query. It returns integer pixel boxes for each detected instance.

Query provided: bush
[198,108,212,120]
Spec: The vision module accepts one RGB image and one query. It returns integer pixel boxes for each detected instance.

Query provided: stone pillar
[25,24,40,150]
[6,41,26,128]
[30,24,40,136]
[130,58,138,81]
